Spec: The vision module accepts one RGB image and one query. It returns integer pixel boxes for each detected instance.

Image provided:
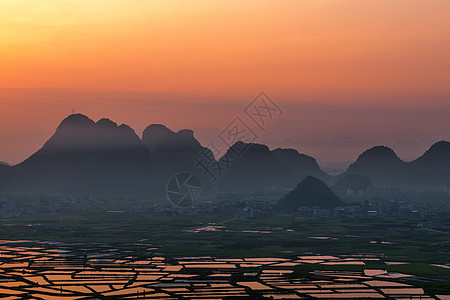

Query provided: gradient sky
[1,1,450,171]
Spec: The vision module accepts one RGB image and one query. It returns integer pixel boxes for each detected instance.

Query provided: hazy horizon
[1,88,449,172]
[1,0,450,171]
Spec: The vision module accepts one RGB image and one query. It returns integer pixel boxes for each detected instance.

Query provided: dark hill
[3,113,450,195]
[342,142,450,187]
[344,146,406,186]
[217,142,293,190]
[142,124,215,189]
[0,163,11,190]
[407,141,450,186]
[272,148,331,184]
[9,114,151,195]
[278,176,344,211]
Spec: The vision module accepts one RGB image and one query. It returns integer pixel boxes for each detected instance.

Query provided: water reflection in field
[0,241,447,299]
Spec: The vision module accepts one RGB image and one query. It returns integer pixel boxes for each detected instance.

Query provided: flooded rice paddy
[0,240,448,299]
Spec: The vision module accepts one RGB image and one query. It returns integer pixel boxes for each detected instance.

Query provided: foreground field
[1,211,449,297]
[1,211,449,260]
[0,240,449,299]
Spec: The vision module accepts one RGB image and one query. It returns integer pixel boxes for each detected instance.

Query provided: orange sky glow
[1,0,450,169]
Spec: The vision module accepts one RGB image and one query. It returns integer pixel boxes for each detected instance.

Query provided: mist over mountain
[343,141,450,187]
[0,114,449,196]
[272,148,331,183]
[0,162,11,191]
[343,146,407,186]
[217,142,293,190]
[215,143,334,190]
[142,123,216,189]
[332,174,372,193]
[407,141,450,186]
[7,114,152,195]
[0,162,11,172]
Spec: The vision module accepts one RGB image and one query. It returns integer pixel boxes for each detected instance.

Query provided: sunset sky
[1,0,450,171]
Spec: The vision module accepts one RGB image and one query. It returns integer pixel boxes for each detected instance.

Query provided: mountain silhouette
[278,176,344,211]
[1,114,449,195]
[343,142,450,187]
[217,143,335,190]
[9,114,152,195]
[407,140,450,186]
[272,148,332,184]
[0,162,11,191]
[217,142,293,190]
[142,124,216,189]
[343,146,407,186]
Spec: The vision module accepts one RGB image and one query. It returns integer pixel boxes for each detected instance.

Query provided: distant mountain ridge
[0,114,327,195]
[142,123,216,189]
[342,141,450,187]
[0,114,449,195]
[344,146,407,186]
[8,114,152,195]
[218,142,292,190]
[272,148,331,183]
[406,141,450,186]
[0,162,10,191]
